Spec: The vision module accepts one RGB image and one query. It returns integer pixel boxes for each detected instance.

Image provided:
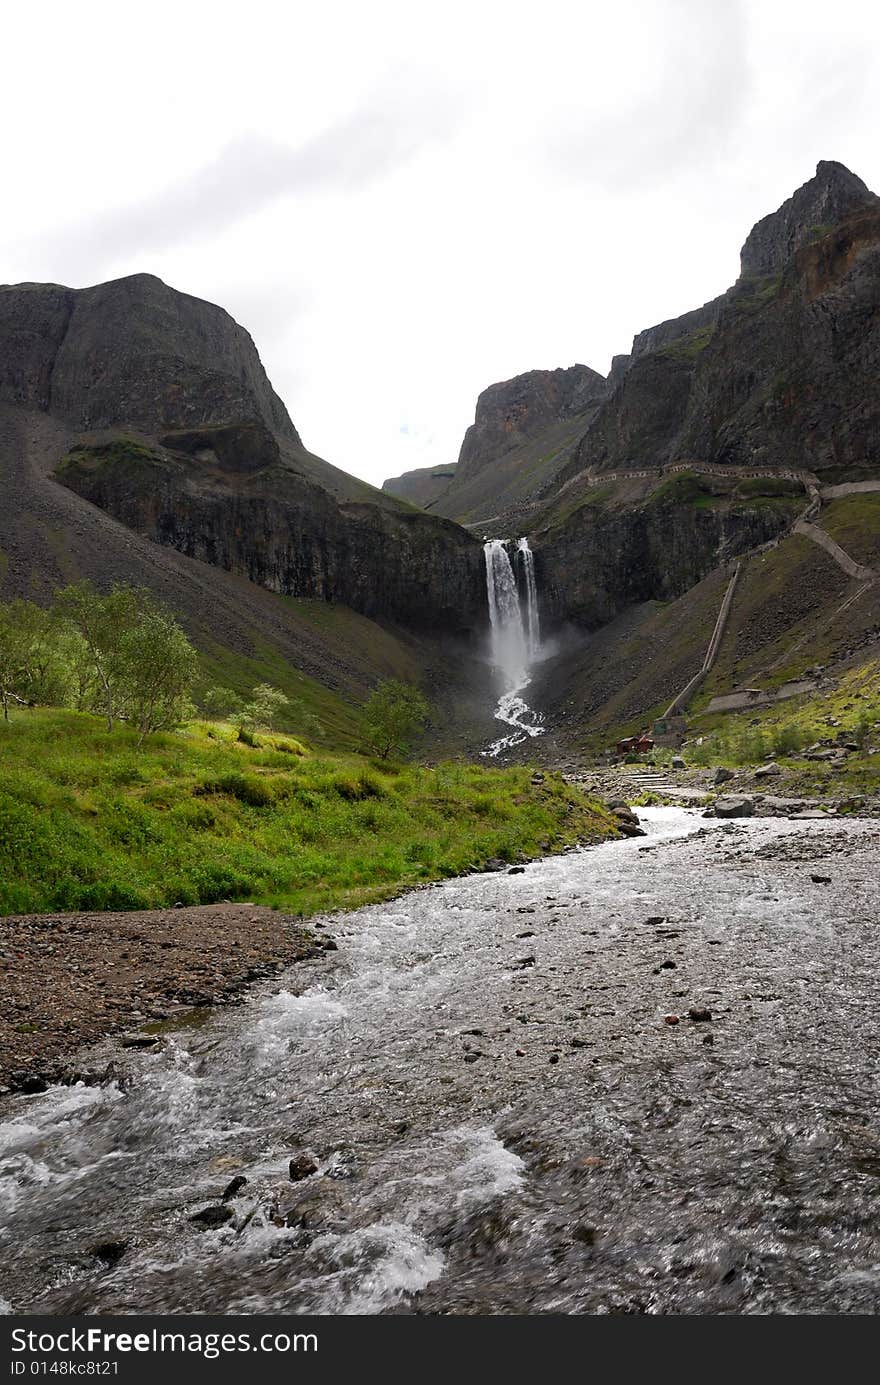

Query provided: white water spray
[482,538,544,756]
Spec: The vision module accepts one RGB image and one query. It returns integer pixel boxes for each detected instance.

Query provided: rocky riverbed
[1,808,878,1315]
[0,905,321,1091]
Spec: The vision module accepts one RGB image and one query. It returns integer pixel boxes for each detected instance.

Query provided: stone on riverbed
[189,1205,234,1230]
[708,795,754,818]
[289,1153,319,1182]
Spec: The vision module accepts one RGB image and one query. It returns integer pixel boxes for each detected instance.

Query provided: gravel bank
[0,904,321,1089]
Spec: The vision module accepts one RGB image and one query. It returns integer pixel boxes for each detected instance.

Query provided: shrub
[202,773,275,807]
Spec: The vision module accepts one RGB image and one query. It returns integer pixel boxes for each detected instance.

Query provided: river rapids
[1,809,879,1315]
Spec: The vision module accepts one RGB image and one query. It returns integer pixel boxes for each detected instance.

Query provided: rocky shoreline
[0,903,327,1093]
[2,772,873,1097]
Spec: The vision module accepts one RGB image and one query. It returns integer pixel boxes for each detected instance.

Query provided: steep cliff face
[54,437,484,632]
[414,161,879,655]
[455,365,606,484]
[535,486,796,628]
[739,159,876,276]
[0,274,486,638]
[0,275,299,440]
[561,161,880,481]
[675,203,880,472]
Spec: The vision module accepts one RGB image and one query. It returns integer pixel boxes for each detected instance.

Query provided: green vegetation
[686,661,880,795]
[805,222,836,245]
[734,476,803,499]
[649,470,714,506]
[55,438,166,487]
[364,678,430,758]
[1,583,199,743]
[197,636,362,747]
[820,493,880,568]
[731,272,783,316]
[657,324,715,361]
[538,483,615,534]
[0,709,616,916]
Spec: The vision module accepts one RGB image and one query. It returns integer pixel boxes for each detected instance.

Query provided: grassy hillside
[684,660,880,797]
[0,710,617,917]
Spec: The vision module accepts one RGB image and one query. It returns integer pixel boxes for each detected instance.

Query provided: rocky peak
[0,273,300,443]
[456,364,606,481]
[739,160,877,278]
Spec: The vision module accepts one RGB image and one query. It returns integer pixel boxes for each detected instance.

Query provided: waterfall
[482,538,544,755]
[517,537,541,658]
[484,539,527,681]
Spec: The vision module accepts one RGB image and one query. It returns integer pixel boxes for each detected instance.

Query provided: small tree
[53,582,143,730]
[201,686,244,721]
[233,683,290,742]
[0,601,70,717]
[116,607,199,744]
[0,602,37,720]
[364,679,429,759]
[54,582,198,742]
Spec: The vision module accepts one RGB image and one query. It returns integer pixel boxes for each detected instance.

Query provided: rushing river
[1,808,879,1315]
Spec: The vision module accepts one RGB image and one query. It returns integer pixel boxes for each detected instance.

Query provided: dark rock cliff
[559,161,880,480]
[54,436,483,633]
[0,274,487,637]
[455,365,606,484]
[0,274,299,439]
[739,159,877,277]
[534,488,795,628]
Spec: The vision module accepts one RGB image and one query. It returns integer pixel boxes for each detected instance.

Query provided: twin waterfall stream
[482,538,545,757]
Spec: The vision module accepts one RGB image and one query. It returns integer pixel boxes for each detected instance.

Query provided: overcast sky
[3,0,879,485]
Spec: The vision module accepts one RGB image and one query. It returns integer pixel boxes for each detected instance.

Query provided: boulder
[189,1205,234,1230]
[289,1153,319,1182]
[755,762,782,779]
[714,767,735,785]
[711,795,755,818]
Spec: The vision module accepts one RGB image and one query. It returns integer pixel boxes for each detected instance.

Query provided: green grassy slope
[0,710,617,917]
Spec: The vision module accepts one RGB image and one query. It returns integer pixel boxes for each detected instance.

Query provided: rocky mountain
[739,159,876,276]
[408,161,879,572]
[454,365,606,484]
[382,463,457,507]
[0,274,485,638]
[0,275,299,442]
[395,365,608,527]
[387,160,880,740]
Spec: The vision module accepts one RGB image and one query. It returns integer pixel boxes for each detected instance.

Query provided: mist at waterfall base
[482,538,548,757]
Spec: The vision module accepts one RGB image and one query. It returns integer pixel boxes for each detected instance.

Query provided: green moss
[648,471,713,506]
[734,476,803,499]
[820,494,880,567]
[805,223,836,245]
[540,483,615,532]
[657,324,716,361]
[730,272,783,317]
[55,437,168,489]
